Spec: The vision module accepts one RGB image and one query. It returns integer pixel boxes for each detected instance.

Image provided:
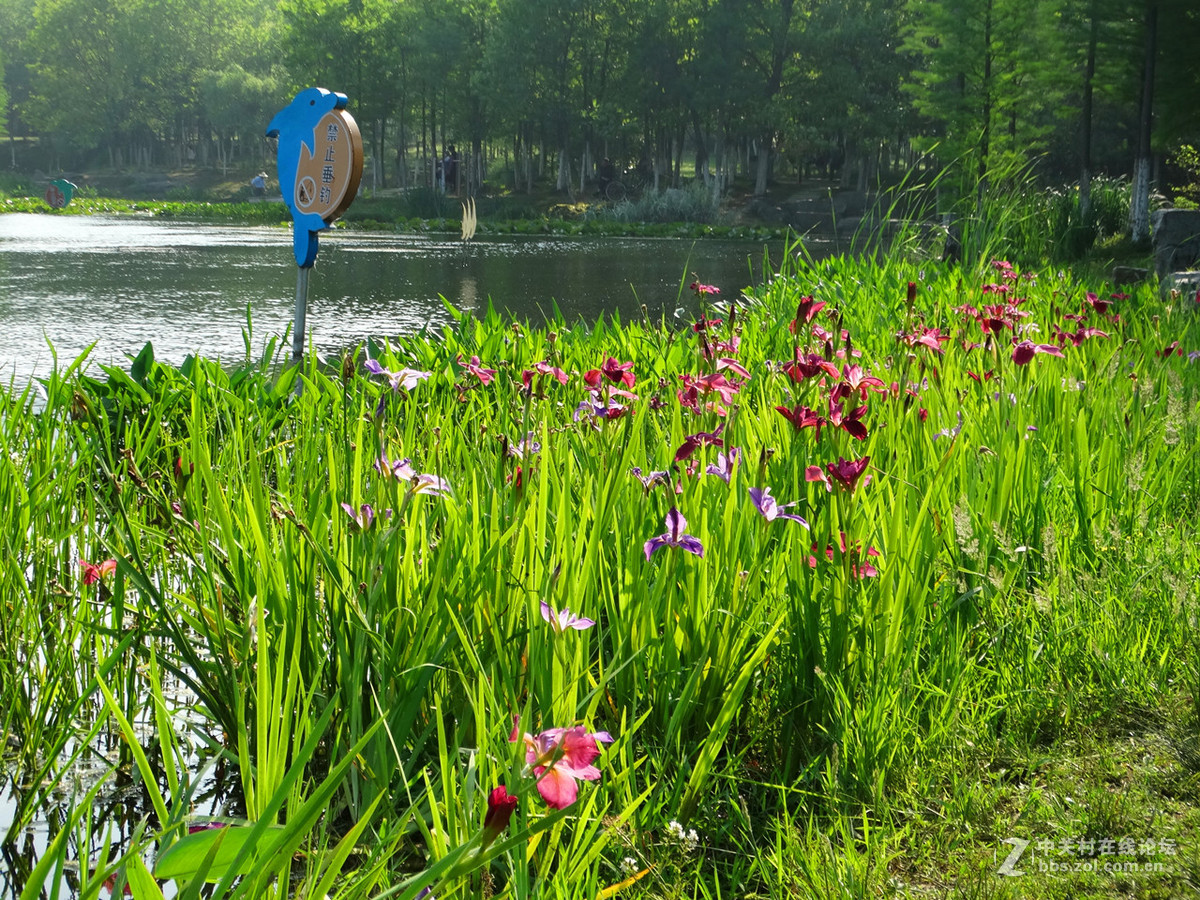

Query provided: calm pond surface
[0,213,820,383]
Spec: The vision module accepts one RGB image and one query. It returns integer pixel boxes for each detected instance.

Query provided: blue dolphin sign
[267,88,363,268]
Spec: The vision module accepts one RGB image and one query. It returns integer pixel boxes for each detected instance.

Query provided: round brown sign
[292,108,363,224]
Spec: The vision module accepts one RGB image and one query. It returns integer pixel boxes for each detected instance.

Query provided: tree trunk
[1129,1,1157,245]
[754,133,771,196]
[1079,0,1098,219]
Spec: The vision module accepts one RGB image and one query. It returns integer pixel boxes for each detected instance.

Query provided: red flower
[482,786,518,848]
[1011,340,1065,365]
[80,558,117,585]
[788,296,826,332]
[460,354,497,385]
[599,357,636,388]
[690,281,720,295]
[806,456,872,493]
[782,352,840,383]
[775,404,825,436]
[830,364,886,403]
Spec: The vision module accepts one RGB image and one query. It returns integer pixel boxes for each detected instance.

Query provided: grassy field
[1,238,1198,898]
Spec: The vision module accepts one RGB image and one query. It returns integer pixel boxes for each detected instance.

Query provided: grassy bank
[1,245,1197,898]
[0,191,789,241]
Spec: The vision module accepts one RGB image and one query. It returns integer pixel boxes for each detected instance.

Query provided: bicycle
[603,166,647,202]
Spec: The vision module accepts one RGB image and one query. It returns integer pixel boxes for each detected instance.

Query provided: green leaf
[154,825,283,882]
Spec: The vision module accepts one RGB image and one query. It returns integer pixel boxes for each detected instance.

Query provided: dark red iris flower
[775,404,825,436]
[599,357,636,388]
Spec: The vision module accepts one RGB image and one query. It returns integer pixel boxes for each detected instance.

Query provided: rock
[1151,209,1200,277]
[1112,266,1149,287]
[1161,270,1200,303]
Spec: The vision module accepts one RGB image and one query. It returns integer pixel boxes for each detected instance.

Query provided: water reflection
[0,214,808,382]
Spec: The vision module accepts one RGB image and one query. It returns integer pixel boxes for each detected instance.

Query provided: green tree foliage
[0,0,1180,208]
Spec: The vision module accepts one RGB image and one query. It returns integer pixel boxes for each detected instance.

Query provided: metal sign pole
[293,266,310,366]
[266,87,363,384]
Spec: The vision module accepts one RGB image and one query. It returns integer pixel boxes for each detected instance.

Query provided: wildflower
[1157,341,1183,358]
[375,454,452,496]
[521,360,569,389]
[674,424,725,462]
[774,403,825,435]
[630,466,675,492]
[513,724,614,809]
[1083,291,1113,315]
[506,432,541,459]
[900,326,950,355]
[748,486,808,527]
[363,358,431,392]
[599,357,636,388]
[666,820,700,852]
[788,296,826,331]
[690,281,720,295]
[481,786,518,849]
[459,354,497,386]
[644,507,705,560]
[716,356,750,377]
[934,411,964,441]
[540,601,596,633]
[783,352,840,383]
[1011,340,1065,365]
[806,456,871,493]
[341,502,377,531]
[826,399,869,441]
[807,532,880,578]
[831,364,886,403]
[80,558,117,585]
[706,448,740,483]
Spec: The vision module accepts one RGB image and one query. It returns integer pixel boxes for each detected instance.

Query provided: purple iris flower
[507,432,542,459]
[748,487,808,527]
[341,502,376,531]
[540,601,596,633]
[364,358,432,392]
[374,453,451,497]
[705,448,740,483]
[631,467,675,492]
[643,507,704,560]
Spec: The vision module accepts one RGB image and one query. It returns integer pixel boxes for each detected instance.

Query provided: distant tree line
[0,0,1197,210]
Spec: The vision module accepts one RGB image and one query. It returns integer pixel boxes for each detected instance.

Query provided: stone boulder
[1151,209,1200,277]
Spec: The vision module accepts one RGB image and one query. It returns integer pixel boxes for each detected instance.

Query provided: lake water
[0,214,810,384]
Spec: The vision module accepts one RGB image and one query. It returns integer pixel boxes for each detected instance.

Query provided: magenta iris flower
[748,486,808,527]
[1011,340,1065,365]
[674,424,724,462]
[540,601,596,633]
[512,725,614,810]
[644,507,704,560]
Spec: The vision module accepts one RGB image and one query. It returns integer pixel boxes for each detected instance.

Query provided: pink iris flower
[689,281,720,295]
[460,355,497,385]
[511,723,614,809]
[80,558,117,585]
[540,601,596,633]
